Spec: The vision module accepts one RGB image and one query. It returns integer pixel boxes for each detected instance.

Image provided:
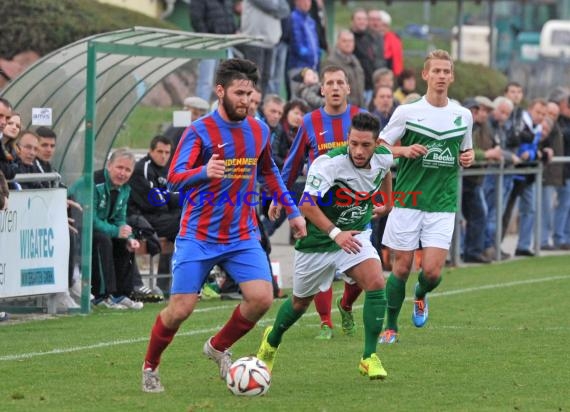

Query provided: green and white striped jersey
[380,96,473,212]
[296,145,393,253]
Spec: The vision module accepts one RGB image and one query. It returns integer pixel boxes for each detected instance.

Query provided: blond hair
[424,49,453,71]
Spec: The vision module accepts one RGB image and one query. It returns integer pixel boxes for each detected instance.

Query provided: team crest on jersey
[422,142,455,169]
[307,174,322,189]
[453,115,462,126]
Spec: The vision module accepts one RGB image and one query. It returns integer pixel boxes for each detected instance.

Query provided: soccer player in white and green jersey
[378,49,475,344]
[257,112,394,379]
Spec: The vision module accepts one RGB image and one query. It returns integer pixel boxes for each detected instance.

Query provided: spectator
[274,99,310,168]
[371,67,394,92]
[461,97,500,263]
[539,109,562,250]
[267,16,291,95]
[0,97,11,140]
[376,10,404,76]
[163,96,210,156]
[296,67,324,110]
[0,170,8,210]
[247,85,263,118]
[34,126,61,182]
[393,68,416,103]
[189,0,238,102]
[504,81,525,152]
[503,98,548,256]
[323,29,365,107]
[12,130,49,189]
[550,90,570,250]
[69,148,143,310]
[259,94,285,144]
[287,0,320,99]
[370,85,397,130]
[238,0,290,94]
[482,96,519,260]
[350,8,385,105]
[129,135,181,292]
[2,112,21,161]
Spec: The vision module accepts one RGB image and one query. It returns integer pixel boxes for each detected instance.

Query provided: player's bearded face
[221,80,253,121]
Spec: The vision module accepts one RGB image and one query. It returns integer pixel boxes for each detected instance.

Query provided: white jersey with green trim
[296,145,393,253]
[379,96,472,212]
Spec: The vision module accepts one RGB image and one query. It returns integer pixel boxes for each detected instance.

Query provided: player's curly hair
[350,112,380,138]
[215,58,259,89]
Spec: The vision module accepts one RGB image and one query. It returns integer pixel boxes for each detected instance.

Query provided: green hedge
[0,0,176,59]
[406,55,508,102]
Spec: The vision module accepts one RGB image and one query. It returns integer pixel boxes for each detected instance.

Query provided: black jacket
[128,154,180,216]
[189,0,237,35]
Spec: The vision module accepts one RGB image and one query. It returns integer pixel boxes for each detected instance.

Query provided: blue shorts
[170,237,271,294]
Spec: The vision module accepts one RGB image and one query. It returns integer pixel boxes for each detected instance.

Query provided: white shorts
[382,208,455,251]
[293,230,380,298]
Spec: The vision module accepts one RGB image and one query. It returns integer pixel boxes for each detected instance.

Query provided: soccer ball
[226,356,271,396]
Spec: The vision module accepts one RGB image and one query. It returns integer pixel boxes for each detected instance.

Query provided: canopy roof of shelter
[1,26,256,184]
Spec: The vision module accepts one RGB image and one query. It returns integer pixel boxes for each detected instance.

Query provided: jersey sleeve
[167,126,208,191]
[303,154,334,197]
[460,109,474,151]
[378,105,407,145]
[281,121,309,189]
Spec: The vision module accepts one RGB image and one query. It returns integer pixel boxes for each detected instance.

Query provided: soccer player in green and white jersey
[378,49,475,344]
[257,112,394,379]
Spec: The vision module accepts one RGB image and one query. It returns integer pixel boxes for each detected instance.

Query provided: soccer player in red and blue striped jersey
[142,59,306,393]
[278,65,366,339]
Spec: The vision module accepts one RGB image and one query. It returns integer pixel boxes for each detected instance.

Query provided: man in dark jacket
[129,135,181,292]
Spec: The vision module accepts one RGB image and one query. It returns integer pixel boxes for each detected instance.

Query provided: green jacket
[69,169,131,238]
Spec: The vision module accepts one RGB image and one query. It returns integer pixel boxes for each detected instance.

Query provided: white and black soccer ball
[226,356,271,396]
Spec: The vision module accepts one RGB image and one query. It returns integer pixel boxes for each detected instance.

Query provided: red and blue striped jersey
[168,110,300,243]
[281,104,364,189]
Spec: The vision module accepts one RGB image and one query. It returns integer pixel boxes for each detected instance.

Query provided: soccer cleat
[315,324,333,340]
[203,337,232,379]
[200,283,221,300]
[256,326,278,372]
[378,329,399,344]
[142,366,164,393]
[359,354,388,380]
[93,297,127,310]
[113,296,144,310]
[412,284,429,328]
[336,296,356,336]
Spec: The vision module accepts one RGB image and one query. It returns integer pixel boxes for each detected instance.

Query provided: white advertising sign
[172,110,192,127]
[0,189,69,298]
[31,107,53,126]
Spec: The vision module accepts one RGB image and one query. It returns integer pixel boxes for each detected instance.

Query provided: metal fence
[451,156,570,266]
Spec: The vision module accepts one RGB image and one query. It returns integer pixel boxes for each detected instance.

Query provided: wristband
[328,227,341,241]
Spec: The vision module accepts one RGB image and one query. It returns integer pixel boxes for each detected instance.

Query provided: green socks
[362,289,387,358]
[267,297,305,347]
[385,273,406,332]
[415,270,442,299]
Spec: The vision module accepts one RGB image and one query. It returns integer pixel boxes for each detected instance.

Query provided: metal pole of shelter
[456,0,464,61]
[80,42,97,314]
[488,0,496,68]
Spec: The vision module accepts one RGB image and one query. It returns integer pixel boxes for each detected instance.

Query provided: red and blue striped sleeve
[167,125,208,191]
[280,122,309,190]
